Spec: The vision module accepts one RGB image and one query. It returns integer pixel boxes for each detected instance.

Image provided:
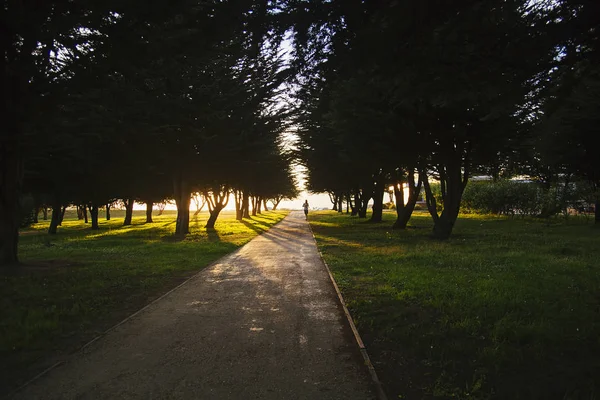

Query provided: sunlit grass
[0,209,288,393]
[310,210,600,400]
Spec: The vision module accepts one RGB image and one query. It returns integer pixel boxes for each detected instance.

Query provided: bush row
[460,180,597,217]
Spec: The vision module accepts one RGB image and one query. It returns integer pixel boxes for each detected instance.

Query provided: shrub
[461,180,542,216]
[461,179,596,217]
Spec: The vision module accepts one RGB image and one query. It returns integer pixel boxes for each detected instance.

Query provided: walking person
[303,200,309,220]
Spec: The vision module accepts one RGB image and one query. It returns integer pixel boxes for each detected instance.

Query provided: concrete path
[12,211,376,400]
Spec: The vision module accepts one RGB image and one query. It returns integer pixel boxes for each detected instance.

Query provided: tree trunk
[173,177,191,235]
[330,192,338,211]
[337,194,343,213]
[146,201,153,223]
[257,197,262,214]
[123,198,134,226]
[33,207,40,223]
[49,203,61,234]
[357,190,371,218]
[206,205,224,229]
[235,190,243,221]
[393,169,422,230]
[193,198,206,216]
[77,206,83,220]
[42,207,48,220]
[0,148,21,266]
[346,193,350,214]
[422,166,466,240]
[263,199,269,212]
[90,205,99,230]
[204,187,230,229]
[59,206,66,225]
[83,204,88,223]
[272,197,281,210]
[358,204,369,218]
[433,175,464,239]
[242,191,250,218]
[432,210,458,239]
[106,203,111,220]
[370,183,385,223]
[251,196,258,216]
[350,192,357,216]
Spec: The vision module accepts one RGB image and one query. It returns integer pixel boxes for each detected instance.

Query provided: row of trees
[292,0,599,238]
[23,192,289,230]
[1,0,299,267]
[3,1,597,265]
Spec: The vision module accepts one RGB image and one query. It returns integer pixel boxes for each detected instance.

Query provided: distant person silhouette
[303,200,309,220]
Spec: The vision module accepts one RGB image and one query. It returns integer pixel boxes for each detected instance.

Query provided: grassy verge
[310,210,600,400]
[0,209,288,394]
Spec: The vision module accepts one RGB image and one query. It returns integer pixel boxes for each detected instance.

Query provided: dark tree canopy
[291,0,597,236]
[1,0,598,266]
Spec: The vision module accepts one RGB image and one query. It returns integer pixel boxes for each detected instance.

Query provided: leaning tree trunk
[123,198,134,226]
[173,177,191,235]
[193,197,205,216]
[263,199,269,212]
[422,163,467,240]
[437,164,467,239]
[106,203,111,220]
[146,201,153,223]
[206,205,224,229]
[203,187,230,229]
[48,202,62,234]
[330,192,338,211]
[0,148,22,266]
[90,205,99,230]
[393,169,422,230]
[59,206,66,225]
[272,197,281,211]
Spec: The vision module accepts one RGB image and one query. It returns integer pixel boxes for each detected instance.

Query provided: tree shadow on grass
[161,233,187,243]
[241,219,270,235]
[206,228,221,242]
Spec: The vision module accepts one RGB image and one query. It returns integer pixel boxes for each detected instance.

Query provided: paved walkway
[12,211,375,400]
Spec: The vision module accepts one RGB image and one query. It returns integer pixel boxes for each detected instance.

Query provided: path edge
[307,219,388,400]
[6,211,290,399]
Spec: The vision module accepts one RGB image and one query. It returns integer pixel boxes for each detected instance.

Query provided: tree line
[292,0,599,238]
[1,0,299,267]
[2,0,598,266]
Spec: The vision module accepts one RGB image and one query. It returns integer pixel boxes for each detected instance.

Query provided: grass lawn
[310,210,600,400]
[0,209,288,394]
